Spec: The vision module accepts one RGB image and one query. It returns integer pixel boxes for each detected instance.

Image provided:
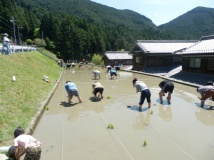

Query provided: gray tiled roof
[132,40,197,54]
[176,39,214,54]
[104,51,132,60]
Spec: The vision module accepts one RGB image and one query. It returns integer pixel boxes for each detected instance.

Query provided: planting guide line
[99,111,134,160]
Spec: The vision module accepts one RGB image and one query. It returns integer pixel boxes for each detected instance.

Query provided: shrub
[91,54,103,65]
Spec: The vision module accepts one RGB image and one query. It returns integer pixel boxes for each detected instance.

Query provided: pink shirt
[14,135,41,149]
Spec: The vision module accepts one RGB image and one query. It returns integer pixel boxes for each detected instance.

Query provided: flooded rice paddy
[33,65,214,160]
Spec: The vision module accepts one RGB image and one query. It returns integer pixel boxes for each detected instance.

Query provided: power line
[0,20,13,30]
[0,25,13,33]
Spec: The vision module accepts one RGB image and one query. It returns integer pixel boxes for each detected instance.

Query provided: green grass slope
[0,51,61,145]
[158,7,214,40]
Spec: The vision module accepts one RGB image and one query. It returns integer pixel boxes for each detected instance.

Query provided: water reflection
[133,111,150,130]
[158,104,172,122]
[195,102,214,126]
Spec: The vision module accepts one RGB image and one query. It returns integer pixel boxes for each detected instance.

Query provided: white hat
[4,33,9,36]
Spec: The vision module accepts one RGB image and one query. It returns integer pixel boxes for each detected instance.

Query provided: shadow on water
[89,97,101,102]
[60,101,78,107]
[194,102,214,110]
[128,106,149,112]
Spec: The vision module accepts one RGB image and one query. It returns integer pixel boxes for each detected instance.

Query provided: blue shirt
[110,70,116,74]
[115,66,120,69]
[65,82,78,91]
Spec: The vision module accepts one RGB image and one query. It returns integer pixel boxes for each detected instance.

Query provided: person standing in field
[92,81,104,99]
[197,85,214,108]
[132,78,151,110]
[14,127,42,160]
[3,33,11,55]
[92,70,101,79]
[159,80,174,104]
[65,81,82,104]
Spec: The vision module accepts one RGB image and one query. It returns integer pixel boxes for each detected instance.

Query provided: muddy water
[33,65,214,160]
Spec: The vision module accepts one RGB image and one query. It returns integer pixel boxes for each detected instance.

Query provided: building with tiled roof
[129,40,197,71]
[102,51,132,66]
[176,35,214,75]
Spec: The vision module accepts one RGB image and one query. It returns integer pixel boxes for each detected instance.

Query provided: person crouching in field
[159,80,174,104]
[197,85,214,108]
[14,127,42,160]
[65,81,82,104]
[72,62,75,68]
[132,78,151,111]
[106,65,112,73]
[115,66,120,72]
[92,70,101,79]
[92,82,104,99]
[110,69,117,79]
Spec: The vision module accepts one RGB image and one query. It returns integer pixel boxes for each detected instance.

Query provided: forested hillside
[16,0,156,29]
[159,7,214,40]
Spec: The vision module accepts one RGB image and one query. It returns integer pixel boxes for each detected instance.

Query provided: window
[136,57,140,63]
[127,60,132,64]
[189,58,201,68]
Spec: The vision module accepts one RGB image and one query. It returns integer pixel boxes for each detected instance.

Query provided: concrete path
[32,65,214,160]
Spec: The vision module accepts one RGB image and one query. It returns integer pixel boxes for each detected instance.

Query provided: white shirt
[3,37,10,44]
[72,63,74,65]
[135,81,148,92]
[14,134,41,149]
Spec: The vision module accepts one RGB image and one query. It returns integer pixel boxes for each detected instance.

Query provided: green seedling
[108,123,114,129]
[107,96,111,99]
[46,106,49,110]
[143,139,147,146]
[151,110,153,114]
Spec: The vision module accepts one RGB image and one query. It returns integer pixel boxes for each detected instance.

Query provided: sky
[91,0,214,26]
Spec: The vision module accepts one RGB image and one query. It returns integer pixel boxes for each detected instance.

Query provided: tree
[91,54,103,65]
[34,38,46,47]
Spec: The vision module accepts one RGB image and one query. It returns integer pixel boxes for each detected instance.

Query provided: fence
[0,44,36,54]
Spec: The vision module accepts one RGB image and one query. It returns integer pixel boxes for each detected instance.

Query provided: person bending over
[14,127,42,160]
[197,85,214,108]
[72,62,75,68]
[66,64,71,70]
[79,63,82,68]
[159,80,174,104]
[133,78,151,110]
[92,70,101,79]
[115,66,120,72]
[65,81,82,104]
[92,81,104,99]
[106,65,112,73]
[110,69,117,79]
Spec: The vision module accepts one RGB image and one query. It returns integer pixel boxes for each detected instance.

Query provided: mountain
[158,7,214,40]
[15,0,157,29]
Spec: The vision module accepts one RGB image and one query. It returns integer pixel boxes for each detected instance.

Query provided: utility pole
[42,30,43,39]
[17,26,22,45]
[10,17,16,45]
[69,25,74,62]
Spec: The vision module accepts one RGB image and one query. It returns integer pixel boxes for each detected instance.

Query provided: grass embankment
[0,51,61,146]
[38,48,60,61]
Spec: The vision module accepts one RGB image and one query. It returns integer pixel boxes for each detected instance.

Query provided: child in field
[92,70,101,79]
[132,78,151,110]
[115,66,120,72]
[106,65,112,73]
[110,69,117,79]
[92,82,104,99]
[159,80,174,104]
[14,127,42,160]
[65,81,82,104]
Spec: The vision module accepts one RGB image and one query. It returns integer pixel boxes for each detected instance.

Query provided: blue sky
[91,0,214,26]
